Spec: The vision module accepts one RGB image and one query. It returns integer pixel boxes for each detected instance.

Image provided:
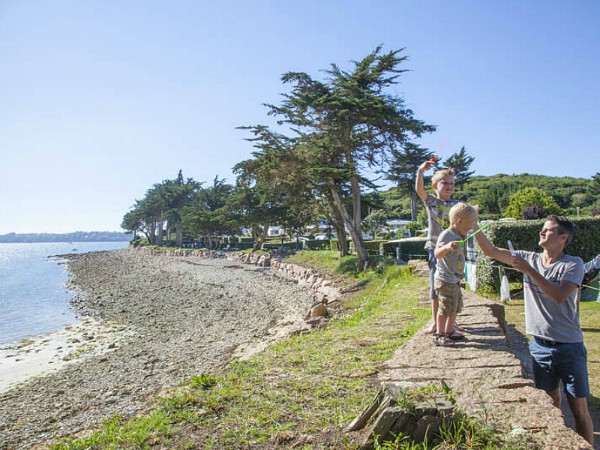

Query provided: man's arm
[512,259,579,304]
[474,227,513,265]
[476,226,580,304]
[415,160,433,202]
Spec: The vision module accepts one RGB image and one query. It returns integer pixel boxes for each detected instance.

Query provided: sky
[1,0,598,234]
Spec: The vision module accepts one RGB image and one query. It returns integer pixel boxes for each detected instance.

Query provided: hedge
[302,239,332,251]
[475,217,600,293]
[381,237,427,260]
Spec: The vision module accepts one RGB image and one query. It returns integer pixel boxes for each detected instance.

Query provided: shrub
[521,205,547,220]
[476,217,600,292]
[504,187,562,219]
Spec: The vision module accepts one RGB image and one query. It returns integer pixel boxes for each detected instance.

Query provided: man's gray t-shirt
[518,250,584,343]
[434,228,465,284]
[424,194,459,251]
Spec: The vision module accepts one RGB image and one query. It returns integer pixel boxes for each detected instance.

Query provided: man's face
[539,220,567,250]
[434,175,455,200]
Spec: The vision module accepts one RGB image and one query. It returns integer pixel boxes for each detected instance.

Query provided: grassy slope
[52,252,431,449]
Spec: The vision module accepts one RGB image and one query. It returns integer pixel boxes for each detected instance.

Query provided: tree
[183,177,232,248]
[387,142,434,221]
[362,209,387,238]
[160,170,200,247]
[589,172,600,197]
[233,126,316,251]
[504,187,563,219]
[443,146,475,189]
[250,46,435,270]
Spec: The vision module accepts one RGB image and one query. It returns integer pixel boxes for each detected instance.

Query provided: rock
[305,303,328,319]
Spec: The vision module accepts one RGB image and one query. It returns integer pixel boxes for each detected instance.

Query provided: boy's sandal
[432,335,454,346]
[447,331,467,341]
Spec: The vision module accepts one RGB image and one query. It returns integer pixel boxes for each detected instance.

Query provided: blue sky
[1,0,598,233]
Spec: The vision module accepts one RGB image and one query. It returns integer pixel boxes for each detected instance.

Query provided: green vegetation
[503,187,563,219]
[456,173,597,219]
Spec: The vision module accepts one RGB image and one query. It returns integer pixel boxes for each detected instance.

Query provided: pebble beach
[0,249,315,449]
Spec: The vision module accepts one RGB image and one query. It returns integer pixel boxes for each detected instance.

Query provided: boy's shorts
[529,337,590,398]
[433,279,462,316]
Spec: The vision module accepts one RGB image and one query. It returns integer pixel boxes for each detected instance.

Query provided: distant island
[0,231,130,243]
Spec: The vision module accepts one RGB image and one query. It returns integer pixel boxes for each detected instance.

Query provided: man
[475,215,594,445]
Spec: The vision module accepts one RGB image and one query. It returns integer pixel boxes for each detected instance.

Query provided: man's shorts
[433,279,462,316]
[529,336,590,398]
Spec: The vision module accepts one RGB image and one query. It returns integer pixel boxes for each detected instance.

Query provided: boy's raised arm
[415,160,433,202]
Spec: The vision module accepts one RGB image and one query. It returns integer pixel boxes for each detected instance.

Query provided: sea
[0,241,129,345]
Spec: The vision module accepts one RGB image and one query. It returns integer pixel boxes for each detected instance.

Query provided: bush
[521,205,547,220]
[476,217,600,292]
[302,239,331,251]
[261,242,297,252]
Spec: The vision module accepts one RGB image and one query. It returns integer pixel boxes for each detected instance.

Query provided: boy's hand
[418,160,434,172]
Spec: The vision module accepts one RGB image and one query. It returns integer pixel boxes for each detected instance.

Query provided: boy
[432,202,478,345]
[416,160,459,334]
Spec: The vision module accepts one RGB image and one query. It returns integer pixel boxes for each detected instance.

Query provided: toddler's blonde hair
[449,202,478,225]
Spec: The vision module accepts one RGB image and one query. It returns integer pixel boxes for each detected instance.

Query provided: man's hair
[449,202,478,225]
[547,214,575,244]
[431,168,455,187]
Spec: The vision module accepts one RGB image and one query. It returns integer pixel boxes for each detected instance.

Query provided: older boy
[475,215,594,445]
[416,161,459,333]
[433,202,478,344]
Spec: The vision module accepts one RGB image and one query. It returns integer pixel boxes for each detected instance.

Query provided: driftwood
[347,381,454,449]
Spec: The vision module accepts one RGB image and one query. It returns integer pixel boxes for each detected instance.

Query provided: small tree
[362,210,388,238]
[504,187,562,219]
[443,146,475,189]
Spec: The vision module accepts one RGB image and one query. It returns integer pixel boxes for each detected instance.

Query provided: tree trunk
[157,216,164,246]
[325,193,348,256]
[148,221,156,245]
[175,225,183,247]
[349,174,369,270]
[328,180,369,271]
[410,192,419,222]
[252,224,263,251]
[252,224,268,252]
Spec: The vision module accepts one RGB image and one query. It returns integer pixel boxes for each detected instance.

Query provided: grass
[50,251,545,449]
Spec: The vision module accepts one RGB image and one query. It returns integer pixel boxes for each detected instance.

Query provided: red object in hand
[430,140,448,164]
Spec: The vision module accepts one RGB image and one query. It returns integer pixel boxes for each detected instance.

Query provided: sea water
[0,242,129,345]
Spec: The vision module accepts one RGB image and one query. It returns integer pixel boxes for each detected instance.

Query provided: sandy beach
[0,249,315,449]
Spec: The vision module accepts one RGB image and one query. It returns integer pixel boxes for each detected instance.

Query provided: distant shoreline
[0,231,130,243]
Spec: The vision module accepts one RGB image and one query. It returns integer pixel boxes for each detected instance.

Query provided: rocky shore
[0,249,317,449]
